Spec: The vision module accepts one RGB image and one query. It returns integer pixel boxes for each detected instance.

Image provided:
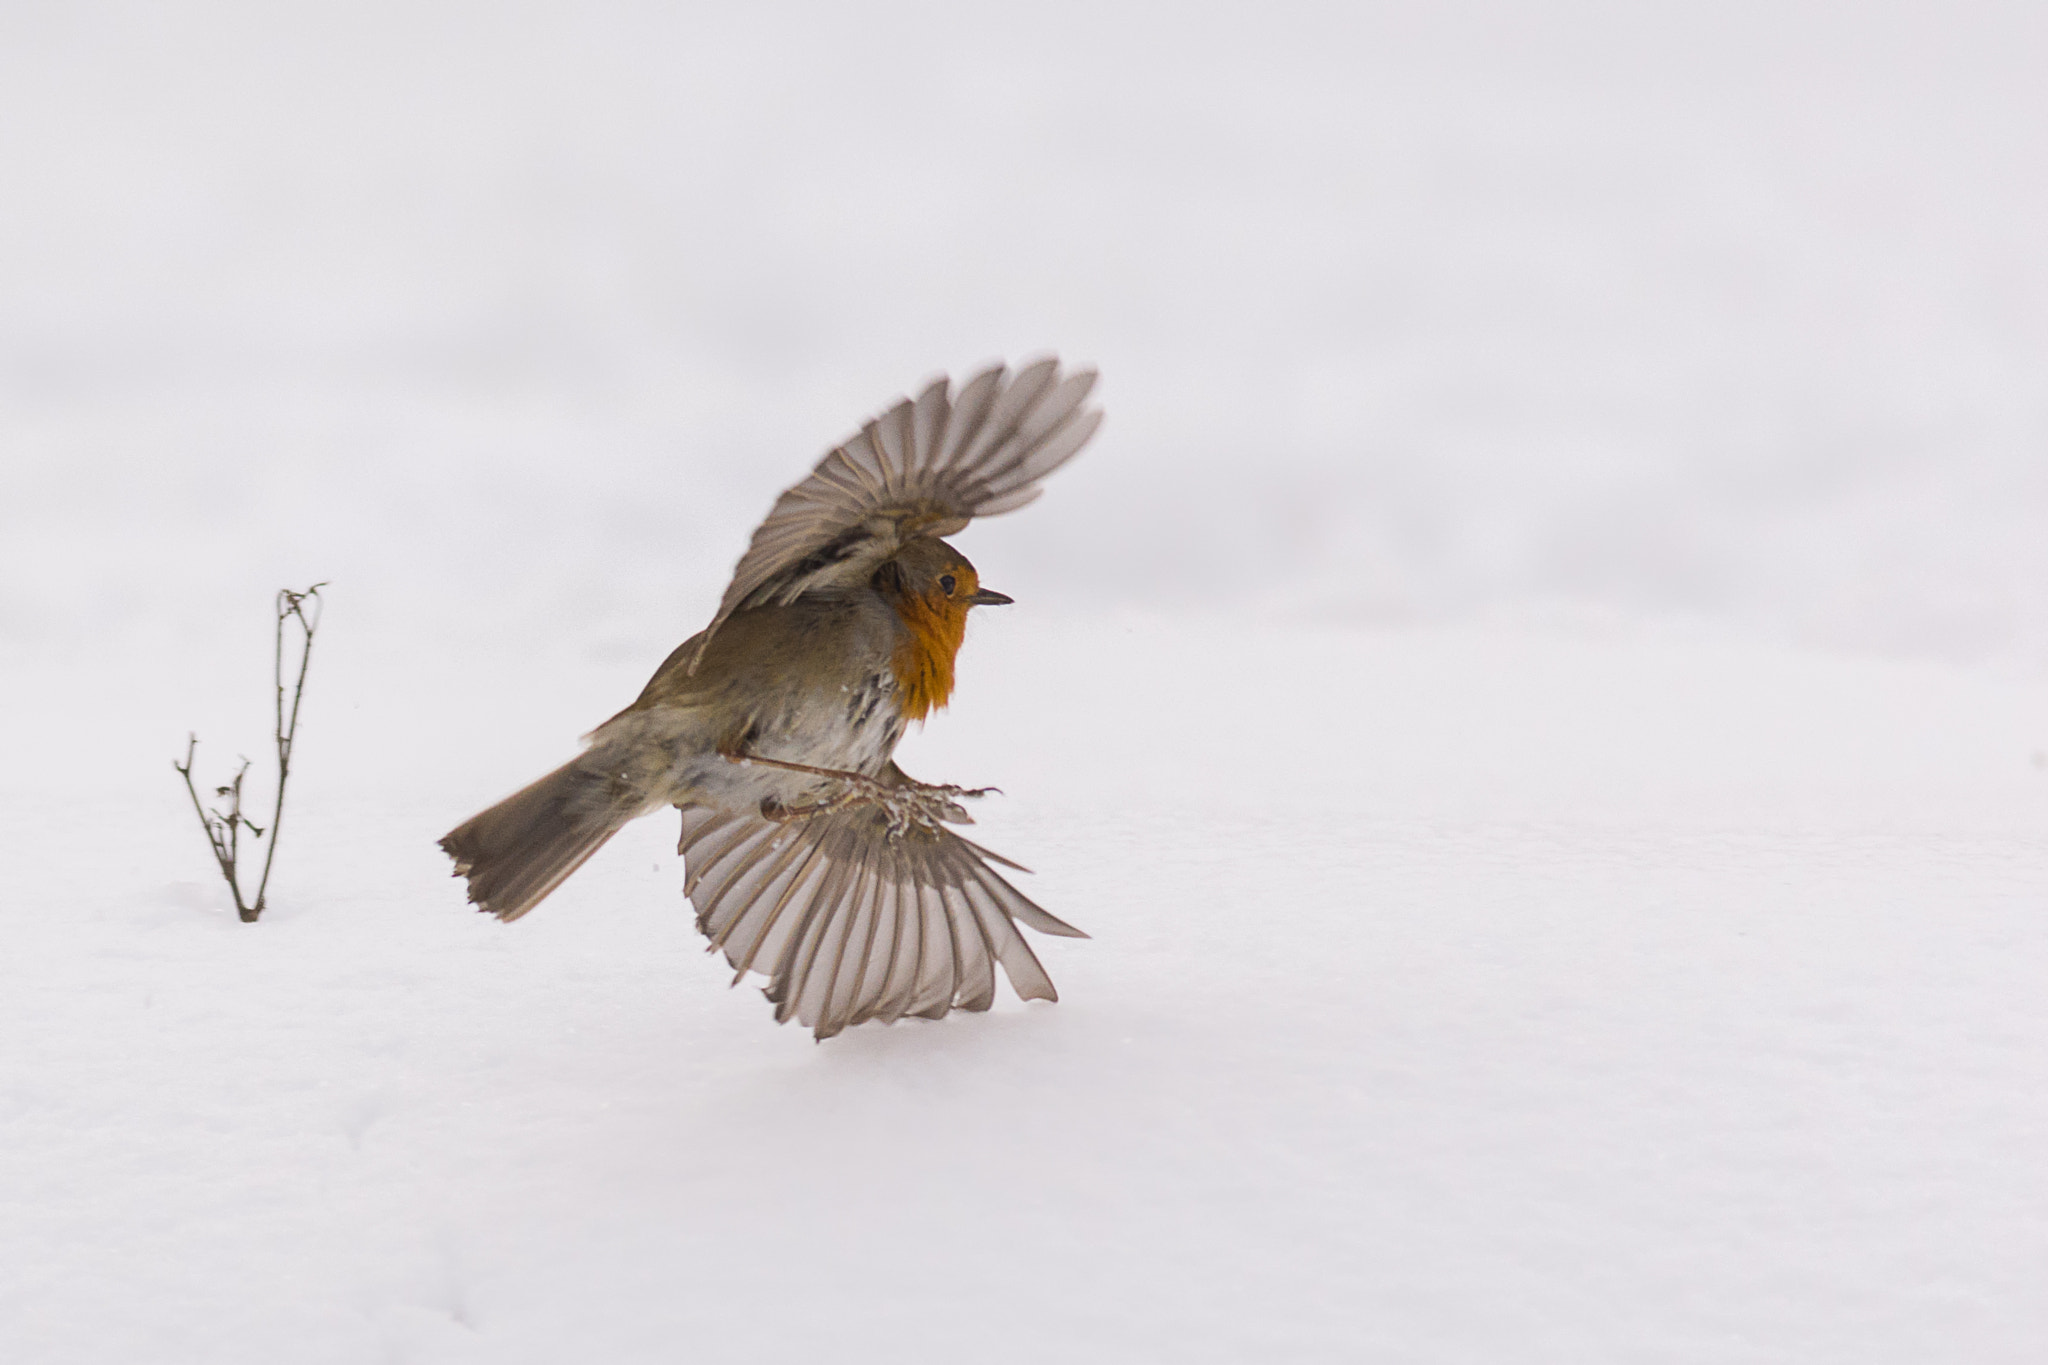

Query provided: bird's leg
[723,750,993,838]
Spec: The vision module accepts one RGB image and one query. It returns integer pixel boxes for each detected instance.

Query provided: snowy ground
[6,2,2048,1362]
[6,616,2045,1362]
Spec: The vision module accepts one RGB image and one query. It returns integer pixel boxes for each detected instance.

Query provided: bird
[440,357,1103,1039]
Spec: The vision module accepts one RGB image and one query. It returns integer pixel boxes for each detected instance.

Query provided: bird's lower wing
[676,805,1086,1039]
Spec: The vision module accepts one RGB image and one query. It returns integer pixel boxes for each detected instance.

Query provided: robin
[441,358,1103,1038]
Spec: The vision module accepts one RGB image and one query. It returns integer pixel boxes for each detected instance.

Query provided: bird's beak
[970,587,1014,607]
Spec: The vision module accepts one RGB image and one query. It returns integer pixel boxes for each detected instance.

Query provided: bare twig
[172,583,325,922]
[252,584,324,917]
[174,737,256,918]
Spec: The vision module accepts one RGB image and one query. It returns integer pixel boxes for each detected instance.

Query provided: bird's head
[876,537,1012,612]
[874,538,1010,719]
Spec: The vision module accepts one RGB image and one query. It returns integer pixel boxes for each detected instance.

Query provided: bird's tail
[440,757,644,922]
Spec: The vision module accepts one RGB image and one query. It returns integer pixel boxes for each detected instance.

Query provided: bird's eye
[938,574,957,595]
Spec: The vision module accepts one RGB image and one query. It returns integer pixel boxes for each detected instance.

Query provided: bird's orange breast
[889,592,969,721]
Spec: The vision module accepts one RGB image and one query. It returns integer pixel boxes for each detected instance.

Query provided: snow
[7,618,2045,1361]
[6,2,2048,1361]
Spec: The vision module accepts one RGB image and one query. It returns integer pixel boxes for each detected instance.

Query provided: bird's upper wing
[676,802,1087,1039]
[688,357,1102,671]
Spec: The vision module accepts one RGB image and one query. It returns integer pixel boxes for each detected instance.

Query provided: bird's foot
[772,774,994,837]
[732,752,993,838]
[855,775,995,838]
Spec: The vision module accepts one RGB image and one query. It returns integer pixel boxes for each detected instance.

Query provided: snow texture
[4,3,2047,1362]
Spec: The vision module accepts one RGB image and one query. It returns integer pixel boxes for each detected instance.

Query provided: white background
[3,3,2045,1361]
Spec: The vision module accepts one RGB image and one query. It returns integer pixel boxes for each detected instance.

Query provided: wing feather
[790,853,860,1033]
[858,855,908,1027]
[911,377,950,478]
[911,880,955,1019]
[674,803,1079,1039]
[816,835,881,1035]
[699,822,803,946]
[974,367,1089,483]
[842,862,895,1029]
[678,810,754,895]
[872,399,915,486]
[956,356,1058,471]
[964,860,1088,939]
[944,881,998,1013]
[767,852,844,1022]
[888,856,942,1025]
[938,366,1004,464]
[963,876,1057,1002]
[687,358,1103,670]
[732,833,835,981]
[876,855,925,1023]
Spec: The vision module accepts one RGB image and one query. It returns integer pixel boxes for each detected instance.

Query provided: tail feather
[440,759,636,921]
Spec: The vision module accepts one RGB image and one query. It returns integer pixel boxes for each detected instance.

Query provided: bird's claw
[734,751,995,838]
[840,776,995,838]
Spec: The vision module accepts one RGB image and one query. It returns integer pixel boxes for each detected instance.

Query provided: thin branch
[174,735,252,918]
[252,583,324,917]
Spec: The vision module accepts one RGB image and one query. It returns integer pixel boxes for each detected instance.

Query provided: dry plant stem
[173,738,261,919]
[252,585,323,917]
[171,583,324,923]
